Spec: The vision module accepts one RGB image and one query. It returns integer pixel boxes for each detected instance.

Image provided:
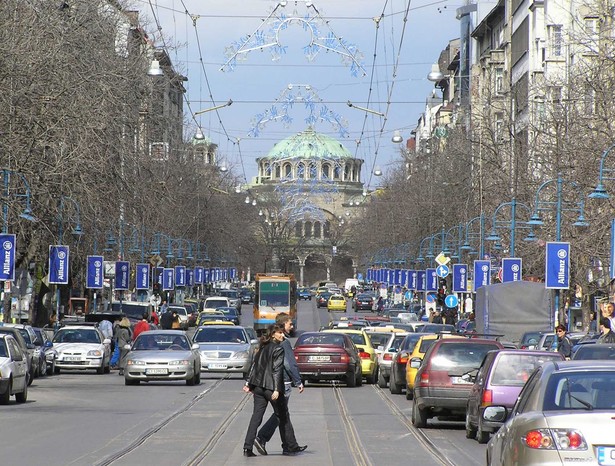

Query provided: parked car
[52,324,111,374]
[293,332,362,387]
[0,326,34,384]
[518,330,548,349]
[486,361,615,466]
[419,323,456,334]
[33,327,57,376]
[316,292,332,308]
[327,294,347,312]
[353,293,374,312]
[193,325,255,377]
[0,334,28,404]
[388,333,429,394]
[125,330,201,385]
[411,337,504,428]
[572,343,615,360]
[2,323,43,378]
[322,328,377,383]
[465,349,564,443]
[297,288,312,300]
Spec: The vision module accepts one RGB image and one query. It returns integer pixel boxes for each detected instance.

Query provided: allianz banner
[473,260,491,292]
[0,234,16,281]
[135,263,150,290]
[502,258,522,283]
[545,242,570,289]
[452,264,468,292]
[86,255,104,289]
[114,261,130,290]
[49,245,69,285]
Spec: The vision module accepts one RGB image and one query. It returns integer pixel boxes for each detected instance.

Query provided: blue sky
[138,0,460,190]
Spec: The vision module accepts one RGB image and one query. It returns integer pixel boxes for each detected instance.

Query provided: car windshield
[169,307,187,316]
[418,338,437,353]
[491,353,563,386]
[218,307,237,316]
[368,333,392,348]
[356,294,371,300]
[53,329,101,344]
[205,299,228,308]
[16,328,32,344]
[133,333,190,350]
[344,333,366,345]
[259,281,290,307]
[220,291,239,298]
[573,345,615,360]
[544,371,615,410]
[521,332,542,345]
[430,342,501,370]
[421,324,455,333]
[297,333,345,347]
[194,328,246,343]
[400,334,423,351]
[0,339,7,358]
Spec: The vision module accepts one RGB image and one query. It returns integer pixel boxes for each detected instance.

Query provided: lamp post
[589,142,615,199]
[484,198,533,257]
[527,174,589,324]
[460,215,486,259]
[56,196,84,320]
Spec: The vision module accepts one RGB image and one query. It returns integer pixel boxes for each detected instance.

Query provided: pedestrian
[597,317,615,343]
[171,311,180,329]
[556,324,572,359]
[254,314,306,456]
[159,308,173,330]
[132,312,150,340]
[150,309,159,326]
[588,311,597,333]
[99,319,113,341]
[116,317,132,376]
[431,309,443,324]
[242,324,303,457]
[601,302,615,333]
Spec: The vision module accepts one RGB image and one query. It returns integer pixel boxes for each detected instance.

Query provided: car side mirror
[250,339,259,345]
[103,338,111,345]
[44,340,53,348]
[191,343,200,350]
[26,343,35,350]
[410,357,422,368]
[483,406,508,423]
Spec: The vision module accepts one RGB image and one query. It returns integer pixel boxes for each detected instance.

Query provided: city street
[0,301,485,466]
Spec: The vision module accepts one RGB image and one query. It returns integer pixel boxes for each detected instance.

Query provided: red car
[294,332,362,387]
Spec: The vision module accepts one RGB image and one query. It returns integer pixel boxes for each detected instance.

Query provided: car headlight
[127,360,146,366]
[233,351,249,359]
[87,349,103,357]
[169,360,189,365]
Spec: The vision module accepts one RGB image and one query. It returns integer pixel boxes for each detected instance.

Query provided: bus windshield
[259,281,290,307]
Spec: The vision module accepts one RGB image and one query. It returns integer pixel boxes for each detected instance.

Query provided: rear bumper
[414,386,471,413]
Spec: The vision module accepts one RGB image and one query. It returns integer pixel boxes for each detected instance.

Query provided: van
[344,278,359,293]
[204,296,231,311]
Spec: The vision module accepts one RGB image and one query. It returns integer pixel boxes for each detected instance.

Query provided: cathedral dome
[264,127,353,161]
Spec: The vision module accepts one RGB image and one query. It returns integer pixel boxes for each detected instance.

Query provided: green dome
[265,127,352,160]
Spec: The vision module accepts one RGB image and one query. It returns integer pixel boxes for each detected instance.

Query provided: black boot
[243,449,256,457]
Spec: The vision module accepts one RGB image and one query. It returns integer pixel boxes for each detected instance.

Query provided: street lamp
[485,198,533,257]
[58,196,84,243]
[1,169,37,234]
[461,215,486,259]
[589,142,615,199]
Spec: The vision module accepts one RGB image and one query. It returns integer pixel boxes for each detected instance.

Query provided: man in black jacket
[254,314,306,456]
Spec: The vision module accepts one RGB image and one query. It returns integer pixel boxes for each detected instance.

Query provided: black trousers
[258,385,298,450]
[243,386,298,451]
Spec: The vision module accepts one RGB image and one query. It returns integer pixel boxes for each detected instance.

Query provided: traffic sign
[497,267,503,282]
[444,294,459,308]
[150,254,163,267]
[435,252,450,266]
[425,292,437,303]
[436,264,450,278]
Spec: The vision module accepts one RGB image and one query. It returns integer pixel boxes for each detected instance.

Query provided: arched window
[334,165,341,180]
[309,163,317,179]
[344,164,351,181]
[275,164,281,179]
[297,163,305,179]
[295,222,302,237]
[313,221,321,238]
[323,221,331,238]
[284,163,292,178]
[264,163,271,176]
[304,221,312,238]
[322,164,330,179]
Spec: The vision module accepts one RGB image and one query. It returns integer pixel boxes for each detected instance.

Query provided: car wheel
[465,411,477,439]
[389,370,402,394]
[405,388,413,400]
[27,367,34,386]
[412,401,428,428]
[377,370,387,388]
[15,381,27,403]
[96,364,105,374]
[186,374,196,386]
[104,362,111,374]
[40,359,47,377]
[346,369,357,387]
[366,367,377,385]
[194,368,201,385]
[0,380,11,405]
[476,418,490,444]
[47,361,55,376]
[54,366,60,375]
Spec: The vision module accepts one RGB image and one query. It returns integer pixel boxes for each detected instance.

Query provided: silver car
[486,360,615,466]
[125,330,201,386]
[0,334,28,404]
[193,325,255,377]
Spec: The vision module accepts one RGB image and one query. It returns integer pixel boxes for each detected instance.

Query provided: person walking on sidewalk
[254,313,306,456]
[242,324,304,457]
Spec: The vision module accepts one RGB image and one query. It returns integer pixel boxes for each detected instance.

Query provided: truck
[474,281,554,344]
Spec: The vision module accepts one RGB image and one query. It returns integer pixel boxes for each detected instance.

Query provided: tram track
[94,376,230,466]
[332,384,374,466]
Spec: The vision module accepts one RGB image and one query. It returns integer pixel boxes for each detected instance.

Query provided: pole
[1,170,7,322]
[554,175,563,326]
[510,198,517,257]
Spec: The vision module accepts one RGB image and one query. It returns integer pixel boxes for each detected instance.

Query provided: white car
[52,325,111,374]
[0,334,28,404]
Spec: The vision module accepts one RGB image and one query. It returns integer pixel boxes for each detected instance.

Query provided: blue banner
[452,264,468,293]
[408,270,417,290]
[375,268,381,283]
[545,242,570,289]
[194,267,204,284]
[175,266,186,287]
[162,268,174,291]
[135,263,150,290]
[366,268,373,282]
[186,268,194,287]
[153,267,163,287]
[204,268,211,283]
[0,234,16,282]
[230,268,237,280]
[416,270,426,292]
[394,269,402,285]
[86,255,104,289]
[114,261,130,290]
[401,270,408,287]
[473,260,491,292]
[49,245,70,285]
[502,258,522,283]
[426,268,438,292]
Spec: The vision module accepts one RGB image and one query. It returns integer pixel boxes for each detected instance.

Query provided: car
[124,330,201,385]
[411,337,504,428]
[2,324,43,378]
[405,334,450,399]
[316,292,332,308]
[388,333,430,394]
[0,334,28,404]
[297,288,312,300]
[395,312,419,323]
[214,306,240,325]
[240,289,254,304]
[465,349,564,443]
[572,343,615,360]
[375,331,410,389]
[420,323,456,334]
[32,327,57,376]
[168,305,190,329]
[52,324,111,374]
[183,302,199,326]
[193,325,255,377]
[0,325,35,384]
[201,320,235,326]
[293,331,362,387]
[518,330,548,349]
[197,311,228,326]
[325,318,368,330]
[353,293,374,312]
[486,361,615,466]
[327,294,347,312]
[203,296,231,312]
[536,331,586,352]
[218,289,242,314]
[322,328,378,383]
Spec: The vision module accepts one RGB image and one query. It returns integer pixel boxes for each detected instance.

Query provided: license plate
[145,368,168,375]
[308,355,330,362]
[64,356,81,361]
[451,376,472,385]
[208,363,227,369]
[598,446,615,465]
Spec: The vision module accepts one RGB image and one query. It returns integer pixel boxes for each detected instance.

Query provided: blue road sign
[425,292,436,303]
[436,264,450,278]
[545,242,570,289]
[444,295,459,308]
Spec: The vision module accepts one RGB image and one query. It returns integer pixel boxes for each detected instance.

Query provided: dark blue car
[297,288,312,300]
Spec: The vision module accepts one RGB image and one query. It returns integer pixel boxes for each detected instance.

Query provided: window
[334,165,341,180]
[344,164,351,181]
[548,86,562,104]
[584,17,598,40]
[495,67,504,94]
[275,164,281,178]
[549,25,563,57]
[585,85,596,115]
[264,163,271,176]
[304,221,312,238]
[284,163,292,178]
[150,142,169,162]
[313,221,321,238]
[322,164,330,179]
[494,112,504,142]
[295,222,302,237]
[323,221,331,238]
[297,163,305,179]
[309,163,317,179]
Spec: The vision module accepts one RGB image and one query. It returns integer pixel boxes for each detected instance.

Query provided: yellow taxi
[327,294,347,312]
[404,333,456,400]
[201,320,235,326]
[323,328,377,384]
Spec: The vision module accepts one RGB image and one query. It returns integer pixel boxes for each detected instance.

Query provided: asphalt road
[0,300,487,466]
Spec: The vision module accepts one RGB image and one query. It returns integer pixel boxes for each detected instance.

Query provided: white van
[344,278,359,293]
[203,296,231,311]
